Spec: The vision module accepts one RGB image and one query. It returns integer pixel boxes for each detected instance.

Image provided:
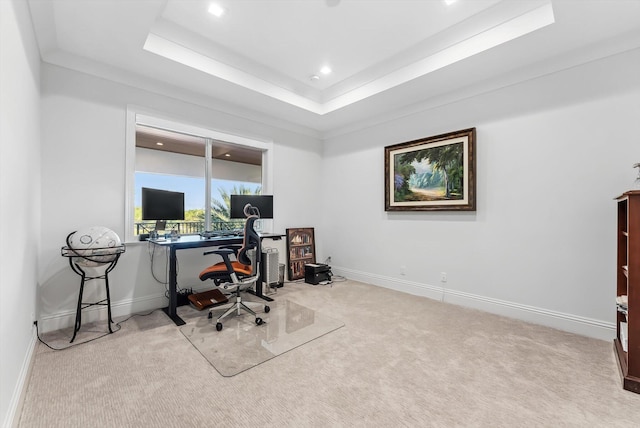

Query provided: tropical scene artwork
[385,128,476,211]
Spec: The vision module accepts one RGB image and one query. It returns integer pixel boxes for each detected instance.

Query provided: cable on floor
[35,309,162,351]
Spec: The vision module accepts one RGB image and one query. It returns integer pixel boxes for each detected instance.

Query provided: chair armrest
[203,248,236,274]
[203,248,235,256]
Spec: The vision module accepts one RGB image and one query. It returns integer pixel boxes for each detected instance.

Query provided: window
[125,109,273,242]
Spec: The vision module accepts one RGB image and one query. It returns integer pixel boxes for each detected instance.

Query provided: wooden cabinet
[286,228,316,280]
[615,190,640,393]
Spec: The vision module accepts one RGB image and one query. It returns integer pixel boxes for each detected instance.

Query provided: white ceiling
[27,0,640,137]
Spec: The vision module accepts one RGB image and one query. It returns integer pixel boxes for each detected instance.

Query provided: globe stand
[61,230,125,343]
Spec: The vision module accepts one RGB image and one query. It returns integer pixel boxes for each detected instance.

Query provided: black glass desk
[149,234,280,326]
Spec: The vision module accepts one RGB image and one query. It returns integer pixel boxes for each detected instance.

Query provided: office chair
[199,204,270,331]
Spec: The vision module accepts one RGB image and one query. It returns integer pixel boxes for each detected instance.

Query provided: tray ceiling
[27,0,640,136]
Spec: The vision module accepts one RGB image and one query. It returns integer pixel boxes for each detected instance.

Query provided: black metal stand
[66,256,121,343]
[61,231,125,343]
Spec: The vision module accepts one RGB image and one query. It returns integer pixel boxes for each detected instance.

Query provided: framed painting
[385,128,476,211]
[286,227,316,280]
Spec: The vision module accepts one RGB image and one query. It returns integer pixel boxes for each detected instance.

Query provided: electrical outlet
[440,272,447,282]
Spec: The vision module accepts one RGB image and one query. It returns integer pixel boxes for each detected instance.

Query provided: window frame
[125,106,273,243]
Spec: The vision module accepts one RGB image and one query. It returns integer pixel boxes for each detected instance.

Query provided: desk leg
[162,246,186,326]
[247,273,274,302]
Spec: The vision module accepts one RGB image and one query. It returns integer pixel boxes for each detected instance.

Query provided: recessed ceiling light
[310,75,320,82]
[156,142,164,146]
[208,3,225,18]
[444,0,457,5]
[320,66,332,75]
[224,153,231,157]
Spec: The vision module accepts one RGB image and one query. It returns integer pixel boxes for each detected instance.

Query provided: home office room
[2,0,640,426]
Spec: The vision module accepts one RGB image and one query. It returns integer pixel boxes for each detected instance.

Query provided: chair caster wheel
[264,305,270,313]
[256,317,263,325]
[208,312,213,319]
[216,322,223,331]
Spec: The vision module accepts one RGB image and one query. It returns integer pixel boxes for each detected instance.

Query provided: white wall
[38,64,323,332]
[322,48,640,340]
[0,0,41,426]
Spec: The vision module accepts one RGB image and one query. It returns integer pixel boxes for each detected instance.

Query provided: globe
[66,226,123,268]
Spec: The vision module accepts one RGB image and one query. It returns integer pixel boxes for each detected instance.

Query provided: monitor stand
[199,230,217,239]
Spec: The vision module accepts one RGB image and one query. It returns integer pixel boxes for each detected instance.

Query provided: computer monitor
[141,188,185,229]
[230,195,273,219]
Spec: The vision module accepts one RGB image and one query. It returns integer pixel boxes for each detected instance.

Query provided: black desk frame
[149,234,279,326]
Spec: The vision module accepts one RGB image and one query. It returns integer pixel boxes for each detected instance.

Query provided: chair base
[207,293,270,331]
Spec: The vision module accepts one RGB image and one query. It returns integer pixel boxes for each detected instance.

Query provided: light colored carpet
[19,280,640,427]
[180,298,344,376]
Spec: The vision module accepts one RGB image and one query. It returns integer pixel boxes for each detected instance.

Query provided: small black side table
[61,243,125,343]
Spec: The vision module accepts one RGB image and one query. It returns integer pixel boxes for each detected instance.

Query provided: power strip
[177,288,193,307]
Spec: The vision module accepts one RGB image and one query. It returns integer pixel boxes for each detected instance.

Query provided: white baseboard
[38,267,617,341]
[38,293,168,334]
[334,267,445,301]
[332,266,615,341]
[37,281,229,333]
[3,330,37,428]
